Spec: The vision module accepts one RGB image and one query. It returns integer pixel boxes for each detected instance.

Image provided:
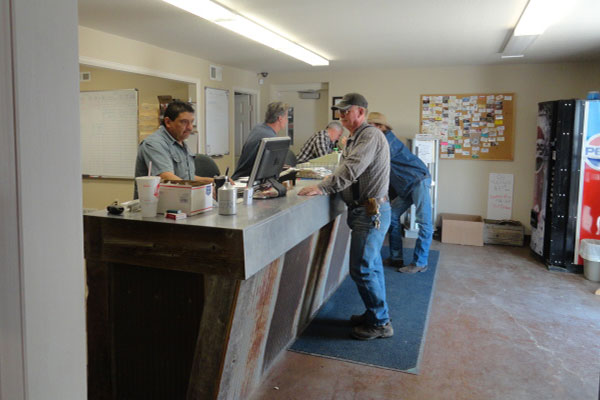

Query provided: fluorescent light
[501,34,538,56]
[501,54,525,59]
[163,0,329,66]
[514,0,564,36]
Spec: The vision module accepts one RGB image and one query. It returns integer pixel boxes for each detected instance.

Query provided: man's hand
[298,185,323,196]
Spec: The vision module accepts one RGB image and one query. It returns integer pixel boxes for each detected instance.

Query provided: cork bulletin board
[420,93,515,160]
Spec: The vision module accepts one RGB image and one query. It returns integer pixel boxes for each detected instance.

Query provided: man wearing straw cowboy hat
[367,111,433,274]
[299,93,394,341]
[134,100,214,196]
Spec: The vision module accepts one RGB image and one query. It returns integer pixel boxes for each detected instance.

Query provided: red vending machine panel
[575,101,600,264]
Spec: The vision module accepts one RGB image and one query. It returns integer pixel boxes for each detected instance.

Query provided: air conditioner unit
[298,91,320,100]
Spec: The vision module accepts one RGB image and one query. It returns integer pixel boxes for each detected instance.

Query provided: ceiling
[78,0,600,73]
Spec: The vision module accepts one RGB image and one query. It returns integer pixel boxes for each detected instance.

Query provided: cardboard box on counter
[157,180,213,216]
[441,213,484,246]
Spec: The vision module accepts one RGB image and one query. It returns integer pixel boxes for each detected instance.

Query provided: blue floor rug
[289,247,439,374]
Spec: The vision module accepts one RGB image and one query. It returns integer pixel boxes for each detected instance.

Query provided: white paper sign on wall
[487,173,513,220]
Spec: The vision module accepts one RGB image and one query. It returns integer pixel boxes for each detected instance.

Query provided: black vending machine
[530,99,585,272]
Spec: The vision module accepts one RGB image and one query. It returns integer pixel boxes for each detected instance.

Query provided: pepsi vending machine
[530,99,600,272]
[574,101,600,265]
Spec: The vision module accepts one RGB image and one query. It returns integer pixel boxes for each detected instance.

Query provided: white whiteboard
[80,89,138,178]
[205,87,229,156]
[487,173,514,220]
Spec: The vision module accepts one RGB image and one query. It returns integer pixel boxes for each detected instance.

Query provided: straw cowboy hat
[367,112,392,130]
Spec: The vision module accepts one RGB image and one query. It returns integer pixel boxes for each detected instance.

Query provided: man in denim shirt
[367,112,433,273]
[299,93,393,340]
[134,101,213,197]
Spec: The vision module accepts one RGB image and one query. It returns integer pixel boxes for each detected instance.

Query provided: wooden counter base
[85,194,350,399]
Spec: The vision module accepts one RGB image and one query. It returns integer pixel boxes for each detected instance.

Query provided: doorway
[234,91,256,166]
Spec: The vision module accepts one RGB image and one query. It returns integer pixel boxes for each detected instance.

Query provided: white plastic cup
[135,176,161,217]
[243,187,253,205]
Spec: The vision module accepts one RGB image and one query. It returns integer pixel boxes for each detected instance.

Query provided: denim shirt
[384,130,430,198]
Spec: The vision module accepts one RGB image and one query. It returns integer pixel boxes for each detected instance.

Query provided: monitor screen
[248,136,291,191]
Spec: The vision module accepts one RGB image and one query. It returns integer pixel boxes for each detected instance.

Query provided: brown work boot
[383,258,404,268]
[351,322,394,340]
[398,264,428,273]
[349,312,367,326]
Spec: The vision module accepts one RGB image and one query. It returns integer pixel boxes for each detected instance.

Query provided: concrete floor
[250,240,600,400]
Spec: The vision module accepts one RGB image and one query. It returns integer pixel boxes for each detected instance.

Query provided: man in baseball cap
[332,92,369,111]
[300,93,393,340]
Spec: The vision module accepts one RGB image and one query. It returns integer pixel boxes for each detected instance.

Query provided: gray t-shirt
[135,125,196,179]
[318,122,390,204]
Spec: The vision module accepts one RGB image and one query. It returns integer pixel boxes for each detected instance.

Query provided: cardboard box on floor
[441,213,484,246]
[157,180,213,216]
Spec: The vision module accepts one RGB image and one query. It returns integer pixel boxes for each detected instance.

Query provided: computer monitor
[247,136,291,197]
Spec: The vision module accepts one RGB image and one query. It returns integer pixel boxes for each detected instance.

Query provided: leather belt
[350,196,388,208]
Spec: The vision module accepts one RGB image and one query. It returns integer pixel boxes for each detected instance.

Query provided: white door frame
[232,86,259,163]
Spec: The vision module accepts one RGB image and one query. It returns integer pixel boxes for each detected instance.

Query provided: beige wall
[79,26,261,209]
[276,89,329,154]
[263,62,600,230]
[79,65,190,106]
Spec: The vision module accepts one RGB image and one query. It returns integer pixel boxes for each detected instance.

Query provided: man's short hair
[326,121,343,131]
[264,101,289,124]
[162,100,195,126]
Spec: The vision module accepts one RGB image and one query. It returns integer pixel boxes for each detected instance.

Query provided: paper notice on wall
[487,173,513,220]
[414,140,434,164]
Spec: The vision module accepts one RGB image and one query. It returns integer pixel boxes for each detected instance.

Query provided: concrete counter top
[84,180,346,279]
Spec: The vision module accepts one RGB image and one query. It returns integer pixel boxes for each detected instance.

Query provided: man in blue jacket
[367,112,433,273]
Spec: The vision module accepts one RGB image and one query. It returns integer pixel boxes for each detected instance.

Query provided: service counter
[84,181,351,399]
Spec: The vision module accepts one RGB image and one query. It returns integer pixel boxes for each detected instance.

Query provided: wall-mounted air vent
[209,65,223,81]
[80,72,91,82]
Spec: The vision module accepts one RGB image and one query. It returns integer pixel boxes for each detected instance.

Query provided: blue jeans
[347,202,391,326]
[389,178,433,267]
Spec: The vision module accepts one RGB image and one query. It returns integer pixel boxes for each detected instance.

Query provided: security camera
[259,72,269,78]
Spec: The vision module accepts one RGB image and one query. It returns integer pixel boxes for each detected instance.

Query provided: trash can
[580,239,600,282]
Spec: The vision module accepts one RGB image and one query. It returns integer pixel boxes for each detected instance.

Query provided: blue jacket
[384,130,430,198]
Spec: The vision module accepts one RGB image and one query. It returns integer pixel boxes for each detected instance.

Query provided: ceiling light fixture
[162,0,329,66]
[501,0,567,58]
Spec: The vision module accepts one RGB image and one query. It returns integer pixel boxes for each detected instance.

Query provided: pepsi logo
[584,133,600,170]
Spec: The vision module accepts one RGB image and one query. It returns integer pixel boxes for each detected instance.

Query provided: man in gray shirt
[299,93,393,340]
[232,101,289,180]
[134,101,213,195]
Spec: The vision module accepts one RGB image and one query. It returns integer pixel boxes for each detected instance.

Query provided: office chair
[285,150,297,167]
[194,154,221,177]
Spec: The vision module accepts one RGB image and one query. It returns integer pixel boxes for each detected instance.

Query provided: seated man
[367,112,433,274]
[232,101,289,180]
[134,100,213,196]
[296,121,344,163]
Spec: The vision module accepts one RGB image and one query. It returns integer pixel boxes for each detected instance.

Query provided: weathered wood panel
[324,210,351,296]
[84,216,245,279]
[186,275,239,400]
[112,264,203,400]
[262,235,314,373]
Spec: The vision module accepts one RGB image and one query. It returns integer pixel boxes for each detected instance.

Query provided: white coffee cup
[135,176,161,218]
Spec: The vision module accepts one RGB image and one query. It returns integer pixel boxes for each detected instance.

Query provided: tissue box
[157,180,213,216]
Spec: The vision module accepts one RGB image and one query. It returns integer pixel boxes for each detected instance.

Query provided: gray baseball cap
[331,93,368,110]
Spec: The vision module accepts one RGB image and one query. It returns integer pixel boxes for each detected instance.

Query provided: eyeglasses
[338,107,354,116]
